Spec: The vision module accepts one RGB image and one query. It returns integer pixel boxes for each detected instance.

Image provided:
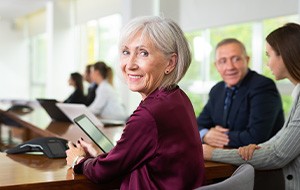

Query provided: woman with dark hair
[203,23,300,190]
[64,72,85,104]
[88,61,127,120]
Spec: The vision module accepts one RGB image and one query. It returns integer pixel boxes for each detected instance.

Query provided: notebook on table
[56,103,125,127]
[36,98,71,122]
[73,114,115,153]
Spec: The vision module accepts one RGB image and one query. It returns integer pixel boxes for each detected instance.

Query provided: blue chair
[196,164,254,190]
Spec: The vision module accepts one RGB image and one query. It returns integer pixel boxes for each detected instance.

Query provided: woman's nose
[126,55,138,69]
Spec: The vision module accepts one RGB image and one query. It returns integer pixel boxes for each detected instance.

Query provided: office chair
[196,163,255,190]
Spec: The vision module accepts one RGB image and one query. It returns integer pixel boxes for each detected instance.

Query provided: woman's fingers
[238,144,258,161]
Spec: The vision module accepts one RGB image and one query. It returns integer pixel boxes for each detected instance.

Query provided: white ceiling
[0,0,48,20]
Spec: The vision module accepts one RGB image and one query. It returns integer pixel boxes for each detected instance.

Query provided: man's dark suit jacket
[85,83,98,106]
[197,69,284,148]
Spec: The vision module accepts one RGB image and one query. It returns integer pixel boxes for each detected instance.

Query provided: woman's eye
[265,52,269,57]
[122,50,129,55]
[140,51,149,56]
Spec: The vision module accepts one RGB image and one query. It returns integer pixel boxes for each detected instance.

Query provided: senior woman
[66,16,205,190]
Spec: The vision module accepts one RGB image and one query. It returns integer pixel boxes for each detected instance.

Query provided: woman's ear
[164,53,177,74]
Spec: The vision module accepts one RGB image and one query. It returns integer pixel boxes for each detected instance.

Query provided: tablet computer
[73,114,115,153]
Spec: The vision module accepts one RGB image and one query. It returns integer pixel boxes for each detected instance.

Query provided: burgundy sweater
[74,87,204,189]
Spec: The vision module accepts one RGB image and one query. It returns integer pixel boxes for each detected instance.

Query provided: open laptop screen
[37,98,70,122]
[73,114,114,153]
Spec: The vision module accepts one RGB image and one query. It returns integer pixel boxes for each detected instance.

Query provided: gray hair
[119,16,191,90]
[215,38,248,57]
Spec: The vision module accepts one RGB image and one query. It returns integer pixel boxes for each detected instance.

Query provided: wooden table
[0,153,236,189]
[0,107,123,145]
[204,161,236,181]
[0,153,117,190]
[0,106,236,189]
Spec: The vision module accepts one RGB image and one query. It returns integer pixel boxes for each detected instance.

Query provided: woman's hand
[78,138,102,157]
[66,141,86,167]
[202,144,216,160]
[238,144,261,161]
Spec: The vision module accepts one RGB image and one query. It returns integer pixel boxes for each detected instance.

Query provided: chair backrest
[196,164,254,190]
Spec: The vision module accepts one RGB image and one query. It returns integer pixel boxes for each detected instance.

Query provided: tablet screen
[74,114,114,153]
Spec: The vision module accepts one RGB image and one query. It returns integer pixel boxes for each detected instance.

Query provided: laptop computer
[73,114,115,153]
[56,103,104,127]
[36,98,71,122]
[56,103,125,127]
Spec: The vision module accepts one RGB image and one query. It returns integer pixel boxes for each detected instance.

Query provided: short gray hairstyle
[215,38,248,57]
[119,16,191,90]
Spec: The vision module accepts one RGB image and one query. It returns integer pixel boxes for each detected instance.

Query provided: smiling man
[197,38,284,148]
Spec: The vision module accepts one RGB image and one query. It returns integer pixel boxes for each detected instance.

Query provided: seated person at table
[66,16,205,189]
[197,38,284,148]
[64,72,86,104]
[88,61,127,121]
[83,64,98,106]
[203,22,300,190]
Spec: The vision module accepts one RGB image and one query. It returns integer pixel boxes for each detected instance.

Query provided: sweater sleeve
[212,100,300,170]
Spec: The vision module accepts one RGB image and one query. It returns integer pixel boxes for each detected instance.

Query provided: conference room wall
[0,0,298,113]
[179,0,298,31]
[0,20,29,100]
